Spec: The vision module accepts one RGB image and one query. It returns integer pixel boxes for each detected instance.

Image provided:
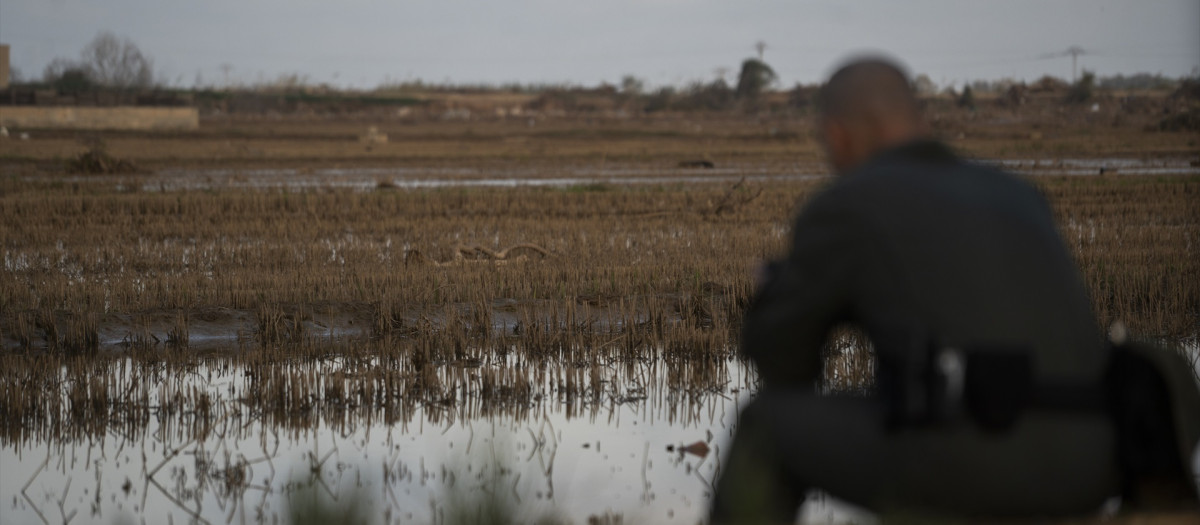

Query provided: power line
[1038,46,1088,82]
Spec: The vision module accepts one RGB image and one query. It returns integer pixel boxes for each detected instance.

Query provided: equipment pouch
[963,349,1032,432]
[881,343,1034,432]
[1105,340,1200,509]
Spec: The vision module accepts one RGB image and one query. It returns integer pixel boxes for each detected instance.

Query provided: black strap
[1028,382,1107,413]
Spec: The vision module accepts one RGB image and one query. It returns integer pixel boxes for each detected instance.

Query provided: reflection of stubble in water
[0,337,783,524]
[6,337,1192,522]
[39,156,1200,193]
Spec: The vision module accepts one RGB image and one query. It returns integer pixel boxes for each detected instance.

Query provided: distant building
[0,44,9,89]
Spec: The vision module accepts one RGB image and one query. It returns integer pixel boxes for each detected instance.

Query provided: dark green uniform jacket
[712,139,1124,519]
[742,139,1106,391]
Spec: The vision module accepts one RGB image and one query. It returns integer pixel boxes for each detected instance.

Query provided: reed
[0,173,1196,444]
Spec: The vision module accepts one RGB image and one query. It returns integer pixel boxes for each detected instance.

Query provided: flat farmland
[0,109,1197,524]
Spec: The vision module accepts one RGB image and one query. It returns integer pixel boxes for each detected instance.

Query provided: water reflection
[39,157,1200,194]
[3,336,1193,524]
[0,352,877,524]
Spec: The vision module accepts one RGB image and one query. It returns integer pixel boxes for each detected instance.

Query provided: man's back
[830,140,1105,383]
[713,59,1123,522]
[741,140,1105,387]
[725,139,1119,518]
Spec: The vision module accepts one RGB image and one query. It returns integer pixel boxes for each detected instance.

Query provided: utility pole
[1040,47,1089,83]
[220,63,233,90]
[755,41,766,61]
[1065,46,1085,83]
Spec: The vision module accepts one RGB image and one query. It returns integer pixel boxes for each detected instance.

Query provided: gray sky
[2,0,1197,90]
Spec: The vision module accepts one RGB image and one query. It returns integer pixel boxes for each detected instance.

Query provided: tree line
[18,31,1197,112]
[39,32,156,93]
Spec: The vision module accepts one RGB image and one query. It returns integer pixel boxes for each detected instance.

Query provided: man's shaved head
[820,58,920,123]
[817,57,928,174]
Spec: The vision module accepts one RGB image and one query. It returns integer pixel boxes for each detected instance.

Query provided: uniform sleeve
[741,190,865,387]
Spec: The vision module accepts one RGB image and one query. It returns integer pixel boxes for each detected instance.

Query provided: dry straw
[0,174,1196,443]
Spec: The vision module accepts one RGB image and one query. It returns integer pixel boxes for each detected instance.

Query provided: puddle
[3,296,734,354]
[0,354,878,525]
[129,157,1199,192]
[983,157,1200,177]
[29,156,1197,193]
[144,164,823,192]
[4,339,1194,523]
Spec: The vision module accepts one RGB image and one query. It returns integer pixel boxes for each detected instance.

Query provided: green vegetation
[735,58,778,102]
[1066,70,1097,104]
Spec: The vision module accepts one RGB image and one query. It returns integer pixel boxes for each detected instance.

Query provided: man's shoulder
[846,142,1039,198]
[808,142,1051,231]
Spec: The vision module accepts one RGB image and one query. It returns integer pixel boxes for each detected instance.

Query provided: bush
[1066,70,1097,104]
[735,59,777,101]
[678,79,735,111]
[67,138,139,174]
[1157,110,1200,132]
[957,85,976,110]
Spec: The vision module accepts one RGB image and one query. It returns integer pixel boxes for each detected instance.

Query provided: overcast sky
[2,0,1197,90]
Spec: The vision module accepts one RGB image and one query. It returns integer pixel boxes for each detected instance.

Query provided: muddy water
[43,156,1200,193]
[4,343,1198,524]
[6,158,1198,524]
[150,164,819,192]
[4,342,1196,524]
[0,355,876,525]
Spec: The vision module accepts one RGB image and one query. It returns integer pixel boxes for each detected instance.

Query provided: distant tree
[969,79,992,94]
[1065,70,1096,104]
[1030,75,1069,93]
[735,58,777,101]
[788,83,816,109]
[913,74,937,96]
[41,32,155,92]
[1097,73,1178,91]
[44,57,80,83]
[81,32,154,89]
[1173,78,1200,101]
[680,78,735,111]
[260,72,310,92]
[957,85,976,111]
[43,57,95,93]
[620,75,644,96]
[56,69,96,94]
[643,86,676,113]
[1003,84,1027,107]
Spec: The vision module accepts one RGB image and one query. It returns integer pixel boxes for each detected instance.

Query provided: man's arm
[741,191,865,387]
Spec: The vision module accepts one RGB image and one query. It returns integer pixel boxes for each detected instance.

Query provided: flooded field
[24,156,1200,194]
[1,338,1195,524]
[0,306,883,525]
[2,143,1198,523]
[0,351,761,524]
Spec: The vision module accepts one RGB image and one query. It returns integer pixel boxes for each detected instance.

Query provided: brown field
[2,103,1199,421]
[0,105,1197,523]
[2,88,1198,170]
[1,117,1197,433]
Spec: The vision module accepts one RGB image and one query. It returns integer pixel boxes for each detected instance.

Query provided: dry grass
[1043,176,1200,336]
[0,176,786,442]
[0,170,1196,443]
[1,174,1193,337]
[4,105,1194,171]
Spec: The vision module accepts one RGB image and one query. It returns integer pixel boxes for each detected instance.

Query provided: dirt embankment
[1,86,1196,173]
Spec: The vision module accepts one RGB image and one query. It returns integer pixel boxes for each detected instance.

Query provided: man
[710,57,1121,522]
